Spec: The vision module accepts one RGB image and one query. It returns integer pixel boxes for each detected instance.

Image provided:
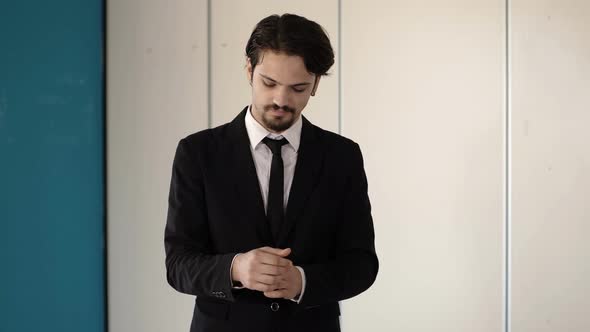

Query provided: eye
[263,81,276,88]
[292,87,305,93]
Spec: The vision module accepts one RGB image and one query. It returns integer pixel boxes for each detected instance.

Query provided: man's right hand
[231,247,292,293]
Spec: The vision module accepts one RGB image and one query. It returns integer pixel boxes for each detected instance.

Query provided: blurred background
[1,0,589,331]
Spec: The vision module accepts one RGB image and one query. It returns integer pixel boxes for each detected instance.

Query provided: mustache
[264,104,295,113]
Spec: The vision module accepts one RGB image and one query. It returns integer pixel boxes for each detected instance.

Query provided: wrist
[231,253,243,283]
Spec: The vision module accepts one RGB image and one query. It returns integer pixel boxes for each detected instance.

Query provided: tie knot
[262,137,288,155]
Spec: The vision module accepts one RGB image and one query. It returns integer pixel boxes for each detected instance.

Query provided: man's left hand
[263,263,302,300]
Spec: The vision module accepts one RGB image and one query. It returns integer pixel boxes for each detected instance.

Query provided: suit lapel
[227,107,273,245]
[277,116,324,247]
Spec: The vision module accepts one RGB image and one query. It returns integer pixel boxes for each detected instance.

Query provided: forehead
[255,50,314,83]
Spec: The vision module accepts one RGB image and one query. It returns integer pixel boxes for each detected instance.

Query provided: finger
[276,248,291,257]
[252,273,283,287]
[250,281,284,293]
[258,247,291,257]
[257,252,292,267]
[263,289,288,299]
[256,263,287,276]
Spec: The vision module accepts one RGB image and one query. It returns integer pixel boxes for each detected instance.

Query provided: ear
[246,57,253,85]
[311,75,321,96]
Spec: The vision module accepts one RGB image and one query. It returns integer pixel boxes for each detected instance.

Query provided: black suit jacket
[165,107,378,332]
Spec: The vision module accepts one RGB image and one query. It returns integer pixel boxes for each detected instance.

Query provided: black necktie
[262,137,289,241]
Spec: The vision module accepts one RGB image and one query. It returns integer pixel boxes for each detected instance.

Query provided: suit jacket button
[270,302,279,312]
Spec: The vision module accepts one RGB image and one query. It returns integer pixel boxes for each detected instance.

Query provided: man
[165,13,378,332]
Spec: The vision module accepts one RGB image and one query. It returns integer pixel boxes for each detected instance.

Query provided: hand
[231,246,293,293]
[263,262,302,301]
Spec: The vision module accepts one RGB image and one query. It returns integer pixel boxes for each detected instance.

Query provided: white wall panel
[106,1,590,331]
[511,1,590,331]
[210,0,339,132]
[341,1,505,331]
[107,1,208,331]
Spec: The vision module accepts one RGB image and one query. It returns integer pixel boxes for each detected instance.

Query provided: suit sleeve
[164,138,238,302]
[298,142,379,307]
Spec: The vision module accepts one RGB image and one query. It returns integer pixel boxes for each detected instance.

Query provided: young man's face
[247,50,320,133]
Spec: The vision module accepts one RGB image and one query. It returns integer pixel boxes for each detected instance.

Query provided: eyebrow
[259,73,312,87]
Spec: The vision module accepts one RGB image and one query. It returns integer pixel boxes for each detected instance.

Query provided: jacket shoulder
[179,121,232,149]
[313,125,360,152]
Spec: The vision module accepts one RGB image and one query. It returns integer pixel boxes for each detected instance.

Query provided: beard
[261,104,297,132]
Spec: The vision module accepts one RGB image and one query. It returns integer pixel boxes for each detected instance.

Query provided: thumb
[259,247,291,256]
[277,248,291,256]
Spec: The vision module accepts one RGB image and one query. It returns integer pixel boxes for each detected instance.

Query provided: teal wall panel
[0,1,105,331]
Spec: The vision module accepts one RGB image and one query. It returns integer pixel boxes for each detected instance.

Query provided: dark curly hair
[245,14,335,78]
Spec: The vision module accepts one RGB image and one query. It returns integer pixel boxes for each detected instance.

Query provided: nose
[272,87,290,108]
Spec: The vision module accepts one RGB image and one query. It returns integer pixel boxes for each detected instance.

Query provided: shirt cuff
[230,253,245,289]
[290,266,306,304]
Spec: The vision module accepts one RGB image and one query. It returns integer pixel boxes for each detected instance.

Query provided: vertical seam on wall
[207,0,212,128]
[337,0,342,135]
[337,4,343,326]
[102,0,109,330]
[504,0,511,332]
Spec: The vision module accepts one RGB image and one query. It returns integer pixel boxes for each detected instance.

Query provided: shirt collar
[245,105,302,152]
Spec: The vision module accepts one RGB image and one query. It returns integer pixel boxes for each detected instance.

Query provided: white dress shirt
[229,106,307,304]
